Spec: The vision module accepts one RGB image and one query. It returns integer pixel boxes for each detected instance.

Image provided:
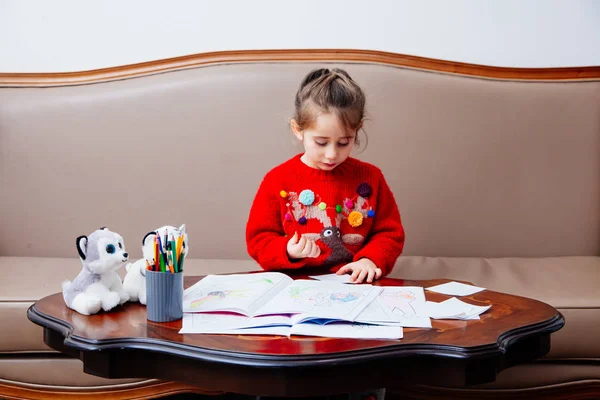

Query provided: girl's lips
[324,163,337,167]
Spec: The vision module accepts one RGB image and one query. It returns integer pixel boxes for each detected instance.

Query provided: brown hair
[293,68,367,145]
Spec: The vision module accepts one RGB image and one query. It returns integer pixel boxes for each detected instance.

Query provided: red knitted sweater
[246,154,405,275]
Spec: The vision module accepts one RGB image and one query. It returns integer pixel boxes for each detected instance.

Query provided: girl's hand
[286,232,321,260]
[336,258,382,284]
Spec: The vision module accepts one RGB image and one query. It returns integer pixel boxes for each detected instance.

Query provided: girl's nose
[326,148,337,160]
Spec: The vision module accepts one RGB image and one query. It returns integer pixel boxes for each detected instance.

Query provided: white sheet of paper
[290,322,403,340]
[425,297,491,320]
[425,281,486,296]
[308,273,353,284]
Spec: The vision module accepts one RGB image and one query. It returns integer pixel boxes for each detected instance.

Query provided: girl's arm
[246,174,310,270]
[352,174,405,276]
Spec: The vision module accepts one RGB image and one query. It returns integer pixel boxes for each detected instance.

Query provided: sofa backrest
[1,53,599,259]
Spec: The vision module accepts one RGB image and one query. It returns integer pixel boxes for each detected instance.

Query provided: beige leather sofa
[1,50,599,399]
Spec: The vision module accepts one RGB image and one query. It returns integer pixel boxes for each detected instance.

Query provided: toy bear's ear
[142,231,157,246]
[76,235,88,260]
[99,227,108,230]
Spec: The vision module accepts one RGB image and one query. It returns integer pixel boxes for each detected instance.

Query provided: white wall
[1,0,599,72]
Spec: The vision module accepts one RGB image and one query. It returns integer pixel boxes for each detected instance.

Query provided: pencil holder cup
[146,270,183,322]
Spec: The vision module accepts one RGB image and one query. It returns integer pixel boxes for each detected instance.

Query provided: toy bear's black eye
[106,244,116,254]
[118,242,122,249]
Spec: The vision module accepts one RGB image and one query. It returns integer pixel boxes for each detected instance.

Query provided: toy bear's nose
[123,252,129,258]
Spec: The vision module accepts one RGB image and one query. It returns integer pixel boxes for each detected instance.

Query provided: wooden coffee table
[27,274,564,398]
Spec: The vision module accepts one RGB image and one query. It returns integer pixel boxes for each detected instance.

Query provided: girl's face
[292,113,357,171]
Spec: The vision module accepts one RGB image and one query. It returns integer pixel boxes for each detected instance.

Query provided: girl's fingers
[301,239,312,256]
[310,241,320,258]
[306,240,317,258]
[336,265,350,275]
[375,268,383,279]
[350,269,361,282]
[366,269,375,283]
[297,235,307,248]
[356,269,368,284]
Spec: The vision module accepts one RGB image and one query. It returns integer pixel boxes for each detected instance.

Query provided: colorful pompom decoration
[367,209,375,218]
[284,213,292,221]
[280,190,288,198]
[318,202,327,210]
[298,216,307,225]
[345,200,354,208]
[356,182,372,198]
[335,204,342,213]
[299,190,315,206]
[348,211,363,227]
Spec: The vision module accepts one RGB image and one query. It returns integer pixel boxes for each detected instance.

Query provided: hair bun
[300,68,330,88]
[330,68,352,80]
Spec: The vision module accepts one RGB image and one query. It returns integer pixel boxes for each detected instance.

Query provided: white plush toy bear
[62,227,131,315]
[123,224,189,305]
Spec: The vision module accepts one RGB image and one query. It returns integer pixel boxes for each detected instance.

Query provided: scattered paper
[425,297,491,320]
[425,281,486,296]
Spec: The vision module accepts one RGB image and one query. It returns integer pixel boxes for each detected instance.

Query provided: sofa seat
[2,256,598,389]
[391,256,600,360]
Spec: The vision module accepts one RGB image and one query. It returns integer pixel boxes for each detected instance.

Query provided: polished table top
[28,273,564,397]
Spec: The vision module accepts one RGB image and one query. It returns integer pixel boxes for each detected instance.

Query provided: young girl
[246,68,405,284]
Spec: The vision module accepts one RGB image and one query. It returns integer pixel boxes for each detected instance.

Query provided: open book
[179,313,404,340]
[182,272,432,330]
[182,272,382,324]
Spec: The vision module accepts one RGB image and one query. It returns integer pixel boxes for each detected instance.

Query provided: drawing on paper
[330,292,360,303]
[189,290,249,309]
[379,289,421,317]
[288,287,362,308]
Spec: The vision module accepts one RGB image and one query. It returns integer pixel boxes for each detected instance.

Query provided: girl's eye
[337,142,349,147]
[106,244,116,254]
[315,141,327,146]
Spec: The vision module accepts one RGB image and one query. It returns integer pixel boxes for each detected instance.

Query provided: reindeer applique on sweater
[282,184,375,265]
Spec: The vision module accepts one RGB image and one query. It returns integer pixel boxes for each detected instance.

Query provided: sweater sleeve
[352,172,405,276]
[246,172,310,271]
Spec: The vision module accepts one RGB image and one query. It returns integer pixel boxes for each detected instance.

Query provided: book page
[182,272,293,316]
[255,279,382,321]
[179,313,293,334]
[290,322,403,340]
